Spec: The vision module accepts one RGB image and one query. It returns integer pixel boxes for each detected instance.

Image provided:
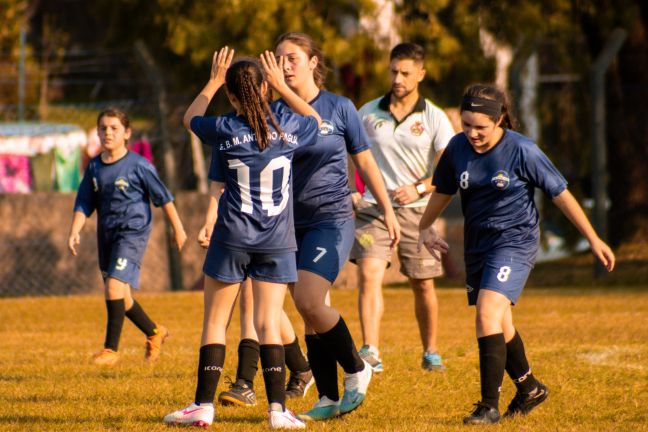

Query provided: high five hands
[210,46,235,83]
[260,50,287,92]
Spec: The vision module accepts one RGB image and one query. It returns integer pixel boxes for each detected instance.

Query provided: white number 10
[228,156,291,216]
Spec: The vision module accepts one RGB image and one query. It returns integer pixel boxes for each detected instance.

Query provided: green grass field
[1,287,647,431]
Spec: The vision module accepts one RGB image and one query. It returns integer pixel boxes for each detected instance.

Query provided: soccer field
[1,287,646,431]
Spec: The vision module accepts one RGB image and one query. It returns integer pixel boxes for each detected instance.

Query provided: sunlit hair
[225,59,284,151]
[390,42,425,64]
[97,107,130,130]
[461,83,517,130]
[275,32,328,89]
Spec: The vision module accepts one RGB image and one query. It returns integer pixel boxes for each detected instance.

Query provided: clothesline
[0,123,87,157]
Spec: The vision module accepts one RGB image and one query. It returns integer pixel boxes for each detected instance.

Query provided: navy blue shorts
[295,219,355,283]
[203,245,297,284]
[98,232,149,289]
[465,258,532,306]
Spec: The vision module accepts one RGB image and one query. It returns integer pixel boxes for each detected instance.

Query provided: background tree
[11,0,648,246]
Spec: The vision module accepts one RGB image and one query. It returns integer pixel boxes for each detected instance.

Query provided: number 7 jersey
[190,109,318,253]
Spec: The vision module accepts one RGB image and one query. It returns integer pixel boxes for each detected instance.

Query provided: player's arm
[183,47,235,129]
[68,211,87,256]
[552,189,615,272]
[417,191,453,260]
[259,51,322,126]
[352,149,401,248]
[162,202,187,251]
[198,181,224,249]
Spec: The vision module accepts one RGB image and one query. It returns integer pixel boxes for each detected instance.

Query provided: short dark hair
[389,43,425,63]
[97,107,130,129]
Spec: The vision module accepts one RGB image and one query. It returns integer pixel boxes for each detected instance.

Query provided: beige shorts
[350,199,444,279]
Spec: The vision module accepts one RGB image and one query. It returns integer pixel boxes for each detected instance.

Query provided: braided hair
[225,59,284,151]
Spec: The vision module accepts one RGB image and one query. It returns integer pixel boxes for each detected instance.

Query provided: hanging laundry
[54,145,81,192]
[0,154,32,193]
[129,137,153,164]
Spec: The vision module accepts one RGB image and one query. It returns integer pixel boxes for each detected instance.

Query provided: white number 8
[460,171,470,189]
[497,266,512,282]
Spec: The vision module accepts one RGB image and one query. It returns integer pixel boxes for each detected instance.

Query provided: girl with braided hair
[164,47,321,429]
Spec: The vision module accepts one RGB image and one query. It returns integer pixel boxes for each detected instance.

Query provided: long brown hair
[225,59,283,151]
[462,84,517,130]
[274,32,328,89]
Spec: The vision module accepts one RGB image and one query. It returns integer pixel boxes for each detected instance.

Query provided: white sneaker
[163,403,214,428]
[340,360,372,414]
[268,409,306,429]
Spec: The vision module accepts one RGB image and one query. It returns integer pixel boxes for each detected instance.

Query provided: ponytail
[225,59,285,151]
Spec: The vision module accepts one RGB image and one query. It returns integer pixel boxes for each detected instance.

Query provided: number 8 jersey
[191,109,318,253]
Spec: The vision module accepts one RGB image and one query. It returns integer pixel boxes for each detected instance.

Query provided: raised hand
[210,46,235,84]
[260,50,286,91]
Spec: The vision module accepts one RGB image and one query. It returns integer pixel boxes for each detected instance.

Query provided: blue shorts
[465,258,532,306]
[296,219,355,283]
[98,232,149,289]
[203,246,297,284]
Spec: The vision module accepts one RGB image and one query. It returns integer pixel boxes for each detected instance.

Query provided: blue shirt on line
[432,130,568,270]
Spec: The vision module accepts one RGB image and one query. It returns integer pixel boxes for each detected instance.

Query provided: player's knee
[294,296,319,321]
[410,278,435,293]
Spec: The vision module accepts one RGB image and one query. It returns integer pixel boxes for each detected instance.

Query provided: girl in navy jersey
[418,83,615,425]
[272,32,400,421]
[68,108,186,366]
[163,47,321,430]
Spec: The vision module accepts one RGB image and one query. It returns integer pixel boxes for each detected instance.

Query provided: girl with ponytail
[164,47,321,430]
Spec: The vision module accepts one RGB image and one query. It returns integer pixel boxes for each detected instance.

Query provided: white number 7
[313,247,327,263]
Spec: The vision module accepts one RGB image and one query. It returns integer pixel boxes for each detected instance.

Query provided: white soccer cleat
[163,403,214,428]
[340,360,372,414]
[268,409,306,429]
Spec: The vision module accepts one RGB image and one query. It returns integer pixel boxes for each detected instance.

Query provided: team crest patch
[114,177,129,191]
[410,121,424,136]
[491,171,510,190]
[318,120,335,136]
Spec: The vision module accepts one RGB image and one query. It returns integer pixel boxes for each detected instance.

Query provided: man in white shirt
[350,42,455,373]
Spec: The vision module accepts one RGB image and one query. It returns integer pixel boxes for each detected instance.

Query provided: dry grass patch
[1,287,647,431]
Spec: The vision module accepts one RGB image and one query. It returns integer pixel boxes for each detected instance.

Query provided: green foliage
[0,0,27,55]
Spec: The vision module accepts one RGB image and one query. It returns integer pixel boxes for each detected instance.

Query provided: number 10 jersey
[191,109,318,253]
